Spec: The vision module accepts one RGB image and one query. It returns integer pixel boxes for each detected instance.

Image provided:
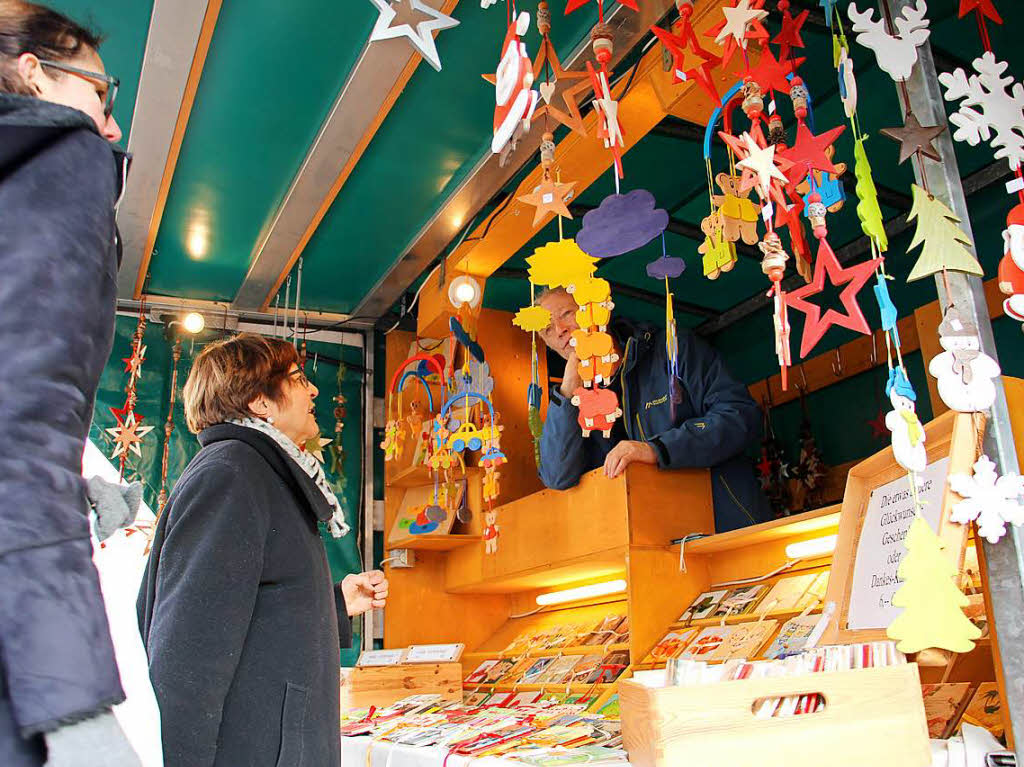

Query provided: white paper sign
[847,457,950,630]
[356,649,405,667]
[405,643,463,663]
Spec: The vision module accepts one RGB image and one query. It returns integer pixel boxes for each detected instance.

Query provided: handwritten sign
[357,649,406,667]
[847,457,950,630]
[405,643,464,664]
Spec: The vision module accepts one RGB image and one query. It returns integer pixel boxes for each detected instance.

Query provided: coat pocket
[275,682,310,767]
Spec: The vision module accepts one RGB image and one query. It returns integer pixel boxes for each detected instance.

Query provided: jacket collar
[198,423,334,525]
[610,317,658,378]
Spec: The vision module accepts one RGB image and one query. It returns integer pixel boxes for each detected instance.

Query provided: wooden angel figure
[483,509,500,554]
[380,419,401,462]
[483,466,501,504]
[885,367,927,473]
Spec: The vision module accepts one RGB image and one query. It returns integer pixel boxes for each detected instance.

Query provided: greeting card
[922,682,974,739]
[466,659,499,685]
[962,683,1004,738]
[643,628,700,664]
[710,620,779,661]
[712,584,768,617]
[680,589,730,621]
[537,655,584,684]
[519,657,557,684]
[762,613,825,660]
[678,626,736,660]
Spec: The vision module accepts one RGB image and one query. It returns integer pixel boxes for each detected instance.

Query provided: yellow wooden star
[517,177,576,227]
[106,412,154,460]
[305,434,334,464]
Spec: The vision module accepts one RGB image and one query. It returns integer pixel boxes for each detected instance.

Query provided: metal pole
[881,0,1024,753]
[361,329,376,652]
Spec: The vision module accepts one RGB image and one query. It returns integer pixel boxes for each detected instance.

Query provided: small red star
[110,403,132,425]
[779,122,846,186]
[748,46,804,95]
[121,344,146,379]
[773,8,809,60]
[868,408,889,439]
[786,238,881,358]
[958,0,1002,23]
[756,452,773,479]
[651,22,721,102]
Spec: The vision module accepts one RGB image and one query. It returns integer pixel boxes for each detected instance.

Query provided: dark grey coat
[0,93,129,767]
[137,423,353,767]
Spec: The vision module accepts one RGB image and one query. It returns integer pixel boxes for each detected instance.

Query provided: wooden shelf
[386,534,481,551]
[670,609,811,630]
[462,683,612,693]
[462,643,630,663]
[386,464,480,488]
[682,505,841,556]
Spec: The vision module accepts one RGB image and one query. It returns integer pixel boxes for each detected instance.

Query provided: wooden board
[339,662,462,711]
[824,411,982,645]
[386,482,462,546]
[619,664,930,767]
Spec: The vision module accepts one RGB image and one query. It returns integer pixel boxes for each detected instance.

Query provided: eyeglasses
[288,368,312,388]
[37,58,120,118]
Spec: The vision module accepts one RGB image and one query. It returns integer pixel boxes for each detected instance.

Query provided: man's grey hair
[533,286,570,307]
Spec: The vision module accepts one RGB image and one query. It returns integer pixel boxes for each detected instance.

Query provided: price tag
[405,643,464,663]
[1006,177,1024,195]
[761,202,775,223]
[356,649,406,667]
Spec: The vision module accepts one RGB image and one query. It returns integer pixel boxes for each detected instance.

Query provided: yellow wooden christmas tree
[906,184,983,282]
[887,514,981,653]
[853,138,888,252]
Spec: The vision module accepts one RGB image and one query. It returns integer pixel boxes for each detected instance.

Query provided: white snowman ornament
[885,367,927,473]
[928,308,1000,413]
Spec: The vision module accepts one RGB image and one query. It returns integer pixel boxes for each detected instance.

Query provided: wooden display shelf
[386,463,480,488]
[386,534,481,552]
[462,683,613,693]
[461,642,630,664]
[669,609,810,631]
[682,505,841,556]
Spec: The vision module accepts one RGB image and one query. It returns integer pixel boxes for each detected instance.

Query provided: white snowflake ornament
[939,51,1024,171]
[949,455,1024,544]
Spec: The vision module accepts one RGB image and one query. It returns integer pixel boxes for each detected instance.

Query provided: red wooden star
[748,46,803,95]
[868,408,889,439]
[773,8,809,61]
[651,22,722,102]
[706,0,769,68]
[110,403,132,425]
[565,0,638,14]
[786,238,881,358]
[756,451,774,479]
[121,344,146,379]
[779,122,846,186]
[958,0,1002,23]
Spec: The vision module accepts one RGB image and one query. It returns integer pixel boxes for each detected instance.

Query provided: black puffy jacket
[0,93,129,767]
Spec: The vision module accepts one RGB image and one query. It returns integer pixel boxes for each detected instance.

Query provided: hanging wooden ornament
[526,239,598,289]
[564,0,637,15]
[999,202,1024,321]
[885,367,927,473]
[949,455,1024,544]
[367,0,460,73]
[886,514,981,654]
[748,46,803,96]
[837,46,858,118]
[905,184,984,282]
[880,111,946,164]
[586,60,625,180]
[712,173,760,245]
[773,2,808,61]
[106,411,154,461]
[710,0,769,67]
[698,212,738,279]
[927,307,1000,412]
[939,51,1024,172]
[487,11,538,160]
[852,137,888,250]
[731,132,791,201]
[513,305,552,332]
[847,1,931,83]
[532,2,590,136]
[819,0,840,26]
[517,175,576,227]
[651,1,722,102]
[779,121,846,187]
[785,195,881,358]
[577,189,669,258]
[570,387,623,437]
[958,0,1002,24]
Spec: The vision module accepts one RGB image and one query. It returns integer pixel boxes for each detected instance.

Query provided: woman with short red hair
[137,333,388,767]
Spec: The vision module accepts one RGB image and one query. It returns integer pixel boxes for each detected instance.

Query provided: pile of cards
[465,648,630,688]
[679,571,830,623]
[502,615,629,654]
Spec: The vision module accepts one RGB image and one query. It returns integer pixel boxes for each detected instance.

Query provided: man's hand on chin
[603,440,658,478]
[560,351,583,399]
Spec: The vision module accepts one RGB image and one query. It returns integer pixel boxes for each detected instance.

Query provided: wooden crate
[339,662,462,711]
[619,664,931,767]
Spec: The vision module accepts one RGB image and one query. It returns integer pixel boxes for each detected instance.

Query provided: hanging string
[293,257,303,349]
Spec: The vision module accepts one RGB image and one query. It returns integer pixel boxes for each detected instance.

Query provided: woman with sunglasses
[0,2,135,767]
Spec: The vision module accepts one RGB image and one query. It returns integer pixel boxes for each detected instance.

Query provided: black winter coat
[137,423,353,767]
[0,94,129,767]
[540,319,770,532]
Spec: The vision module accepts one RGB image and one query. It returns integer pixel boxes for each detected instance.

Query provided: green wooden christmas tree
[854,138,888,252]
[906,184,984,282]
[887,514,981,653]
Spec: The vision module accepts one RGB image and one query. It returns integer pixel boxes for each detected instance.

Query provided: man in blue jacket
[537,288,769,532]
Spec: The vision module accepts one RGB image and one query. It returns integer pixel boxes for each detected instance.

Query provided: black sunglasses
[37,58,119,118]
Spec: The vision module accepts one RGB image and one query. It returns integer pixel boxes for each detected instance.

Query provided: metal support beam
[115,0,216,298]
[883,0,1024,757]
[350,0,677,322]
[361,330,376,651]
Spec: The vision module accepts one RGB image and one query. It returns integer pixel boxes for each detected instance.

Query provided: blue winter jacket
[539,318,770,532]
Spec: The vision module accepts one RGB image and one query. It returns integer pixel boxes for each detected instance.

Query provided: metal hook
[869,333,878,368]
[832,347,844,378]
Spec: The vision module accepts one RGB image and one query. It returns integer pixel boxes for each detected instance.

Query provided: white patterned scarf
[229,417,350,538]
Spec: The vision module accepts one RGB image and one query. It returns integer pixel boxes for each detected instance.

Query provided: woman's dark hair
[0,0,102,96]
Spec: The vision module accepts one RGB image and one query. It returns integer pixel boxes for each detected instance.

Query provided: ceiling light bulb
[447,275,482,309]
[182,312,205,334]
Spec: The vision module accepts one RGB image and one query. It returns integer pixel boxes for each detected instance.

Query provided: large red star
[958,0,1002,23]
[564,0,638,14]
[651,22,721,102]
[748,46,803,95]
[779,122,846,186]
[706,0,769,68]
[773,8,809,60]
[786,238,881,358]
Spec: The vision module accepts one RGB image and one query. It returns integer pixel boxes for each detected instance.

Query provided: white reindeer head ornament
[847,0,931,82]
